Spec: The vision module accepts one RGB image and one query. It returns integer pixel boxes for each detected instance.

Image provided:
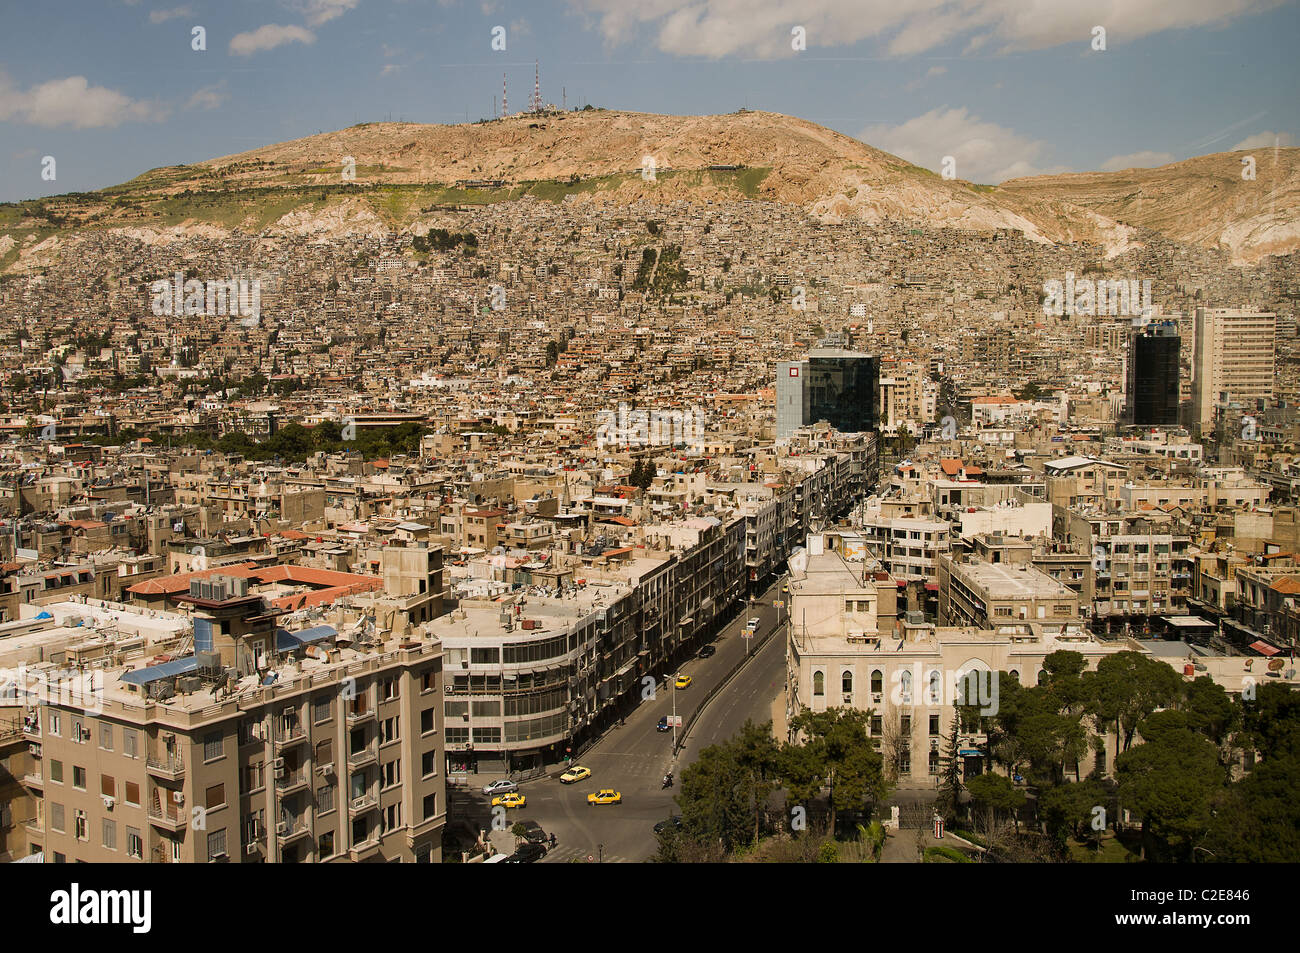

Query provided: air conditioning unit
[245,842,259,856]
[172,791,185,804]
[28,744,41,757]
[101,795,115,810]
[274,765,285,780]
[271,757,284,770]
[161,731,175,742]
[317,762,335,777]
[282,708,294,719]
[275,821,288,835]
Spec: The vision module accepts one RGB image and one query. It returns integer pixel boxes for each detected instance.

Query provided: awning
[958,749,983,757]
[276,624,338,652]
[1249,640,1281,656]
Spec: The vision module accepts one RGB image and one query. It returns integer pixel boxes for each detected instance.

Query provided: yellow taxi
[587,789,622,806]
[560,765,591,784]
[674,673,692,689]
[491,792,527,809]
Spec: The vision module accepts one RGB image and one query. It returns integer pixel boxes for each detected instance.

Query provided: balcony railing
[148,795,187,830]
[146,754,185,779]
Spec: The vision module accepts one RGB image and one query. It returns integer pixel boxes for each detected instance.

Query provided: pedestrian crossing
[540,844,638,864]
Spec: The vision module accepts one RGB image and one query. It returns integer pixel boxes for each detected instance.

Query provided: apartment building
[1191,307,1277,433]
[938,553,1080,629]
[18,585,445,863]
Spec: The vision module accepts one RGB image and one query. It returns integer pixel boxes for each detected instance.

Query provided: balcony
[346,705,375,726]
[277,767,309,795]
[348,789,378,814]
[148,795,188,831]
[276,816,310,844]
[347,743,378,769]
[146,754,185,780]
[22,771,43,790]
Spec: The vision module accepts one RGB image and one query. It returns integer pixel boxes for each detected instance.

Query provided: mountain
[2,109,1296,271]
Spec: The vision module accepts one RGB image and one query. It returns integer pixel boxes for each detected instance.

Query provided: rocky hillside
[1,109,1295,271]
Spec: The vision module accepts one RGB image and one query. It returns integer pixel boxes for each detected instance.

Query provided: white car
[746,618,760,632]
[482,779,519,797]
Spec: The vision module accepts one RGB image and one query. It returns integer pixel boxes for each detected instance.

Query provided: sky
[0,0,1297,202]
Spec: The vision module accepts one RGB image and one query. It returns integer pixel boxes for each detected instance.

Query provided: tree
[678,740,757,853]
[784,708,886,833]
[1116,710,1225,861]
[1201,737,1300,862]
[1086,651,1185,753]
[965,772,1026,834]
[934,714,964,823]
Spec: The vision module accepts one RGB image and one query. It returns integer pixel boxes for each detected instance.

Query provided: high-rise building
[776,350,879,439]
[1191,307,1276,432]
[1125,321,1180,426]
[806,350,880,435]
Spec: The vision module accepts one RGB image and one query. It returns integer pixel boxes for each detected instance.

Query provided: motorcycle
[662,773,673,789]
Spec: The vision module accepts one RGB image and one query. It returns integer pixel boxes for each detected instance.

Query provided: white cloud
[572,0,1286,59]
[860,106,1067,183]
[185,82,228,111]
[0,72,162,128]
[149,5,195,24]
[292,0,360,26]
[1229,131,1296,151]
[229,24,316,56]
[1099,150,1176,171]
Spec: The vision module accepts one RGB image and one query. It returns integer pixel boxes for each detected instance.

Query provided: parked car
[505,842,547,863]
[698,644,716,658]
[516,820,547,845]
[560,765,591,784]
[482,779,519,797]
[653,816,683,835]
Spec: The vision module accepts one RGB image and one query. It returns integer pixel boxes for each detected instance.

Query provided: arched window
[899,670,913,702]
[813,671,825,696]
[1009,669,1020,683]
[871,670,883,694]
[928,670,942,705]
[1037,669,1048,686]
[842,671,853,694]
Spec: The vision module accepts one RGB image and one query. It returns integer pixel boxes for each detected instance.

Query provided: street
[465,577,789,863]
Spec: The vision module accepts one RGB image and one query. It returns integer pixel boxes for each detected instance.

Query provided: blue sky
[1,0,1297,202]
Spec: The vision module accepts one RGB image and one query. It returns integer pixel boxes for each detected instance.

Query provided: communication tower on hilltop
[530,61,541,113]
[501,73,507,119]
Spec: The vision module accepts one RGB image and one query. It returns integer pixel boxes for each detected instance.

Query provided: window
[423,792,438,821]
[319,831,335,859]
[316,785,335,815]
[928,750,940,775]
[869,714,881,735]
[75,810,88,841]
[381,678,398,701]
[900,715,912,737]
[48,712,60,736]
[124,781,140,807]
[473,726,501,744]
[243,762,264,793]
[444,727,468,745]
[99,723,113,750]
[380,716,400,745]
[313,696,332,724]
[50,802,65,833]
[203,732,223,762]
[421,750,437,778]
[72,766,86,790]
[101,776,115,798]
[812,671,824,696]
[316,739,333,765]
[899,670,913,703]
[102,819,116,851]
[841,671,853,694]
[929,715,940,736]
[122,729,138,759]
[49,759,63,784]
[421,671,436,693]
[421,708,436,735]
[470,647,499,665]
[927,671,942,705]
[207,829,227,861]
[899,748,911,775]
[382,802,401,833]
[871,670,883,694]
[381,760,400,790]
[471,701,499,717]
[205,784,225,811]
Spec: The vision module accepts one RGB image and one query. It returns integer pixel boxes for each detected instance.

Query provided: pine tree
[935,711,965,824]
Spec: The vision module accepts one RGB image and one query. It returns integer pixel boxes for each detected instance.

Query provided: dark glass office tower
[1126,322,1180,426]
[806,351,879,433]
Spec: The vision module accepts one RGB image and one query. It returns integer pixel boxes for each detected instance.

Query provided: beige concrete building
[1191,307,1276,432]
[16,588,445,863]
